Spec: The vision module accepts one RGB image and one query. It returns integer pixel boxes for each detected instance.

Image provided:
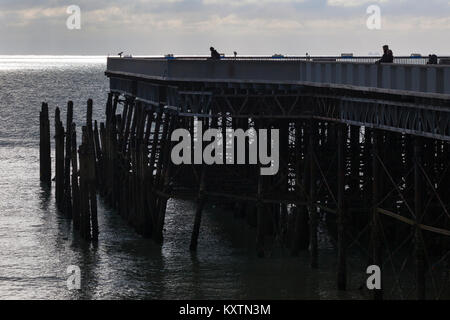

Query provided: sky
[0,0,449,56]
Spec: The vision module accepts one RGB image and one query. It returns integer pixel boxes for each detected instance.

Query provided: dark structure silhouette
[210,47,221,60]
[376,45,394,64]
[427,54,438,65]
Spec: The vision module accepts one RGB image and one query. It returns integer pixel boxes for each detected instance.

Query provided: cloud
[0,0,448,55]
[203,0,306,5]
[327,0,388,7]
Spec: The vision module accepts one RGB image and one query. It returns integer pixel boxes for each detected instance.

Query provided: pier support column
[350,126,360,196]
[190,170,206,252]
[255,119,266,258]
[153,112,174,244]
[190,115,213,251]
[309,119,318,269]
[256,173,265,258]
[414,137,426,300]
[371,129,383,300]
[292,120,309,255]
[337,124,347,290]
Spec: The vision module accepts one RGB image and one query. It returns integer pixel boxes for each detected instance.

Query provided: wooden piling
[55,107,65,210]
[39,103,51,186]
[93,120,103,188]
[88,139,99,241]
[63,101,73,218]
[153,112,173,244]
[78,127,91,240]
[71,123,80,230]
[190,170,206,251]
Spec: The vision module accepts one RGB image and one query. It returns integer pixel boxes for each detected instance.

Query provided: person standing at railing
[376,45,394,64]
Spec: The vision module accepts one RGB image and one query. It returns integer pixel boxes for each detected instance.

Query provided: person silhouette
[210,47,221,60]
[427,54,438,65]
[376,45,394,64]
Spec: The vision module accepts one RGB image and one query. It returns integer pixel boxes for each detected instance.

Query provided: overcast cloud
[0,0,448,55]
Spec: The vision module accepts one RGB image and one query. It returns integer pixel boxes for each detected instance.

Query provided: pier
[41,55,450,299]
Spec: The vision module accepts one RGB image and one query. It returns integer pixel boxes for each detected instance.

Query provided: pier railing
[107,56,450,96]
[128,55,450,65]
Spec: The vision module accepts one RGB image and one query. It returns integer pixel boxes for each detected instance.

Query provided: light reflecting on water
[0,56,366,300]
[0,56,107,71]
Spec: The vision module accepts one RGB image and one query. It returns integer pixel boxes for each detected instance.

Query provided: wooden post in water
[337,124,347,290]
[85,99,98,241]
[190,170,206,251]
[39,103,51,185]
[71,123,80,230]
[79,127,91,240]
[152,111,169,243]
[88,135,99,241]
[63,101,73,218]
[414,137,426,299]
[55,107,65,210]
[190,114,214,252]
[142,109,155,237]
[93,120,103,188]
[146,110,163,237]
[154,112,176,244]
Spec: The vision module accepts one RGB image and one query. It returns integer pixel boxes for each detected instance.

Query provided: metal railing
[131,55,450,65]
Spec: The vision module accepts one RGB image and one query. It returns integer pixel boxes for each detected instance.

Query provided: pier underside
[93,75,450,299]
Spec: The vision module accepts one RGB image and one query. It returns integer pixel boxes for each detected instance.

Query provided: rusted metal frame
[286,95,300,115]
[223,96,236,115]
[376,213,408,300]
[235,96,249,115]
[318,98,450,141]
[377,208,450,236]
[204,191,309,205]
[312,152,338,207]
[376,153,417,220]
[418,163,450,221]
[274,96,287,116]
[372,166,414,211]
[345,223,372,257]
[258,96,275,115]
[339,96,450,113]
[426,162,450,227]
[429,250,450,299]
